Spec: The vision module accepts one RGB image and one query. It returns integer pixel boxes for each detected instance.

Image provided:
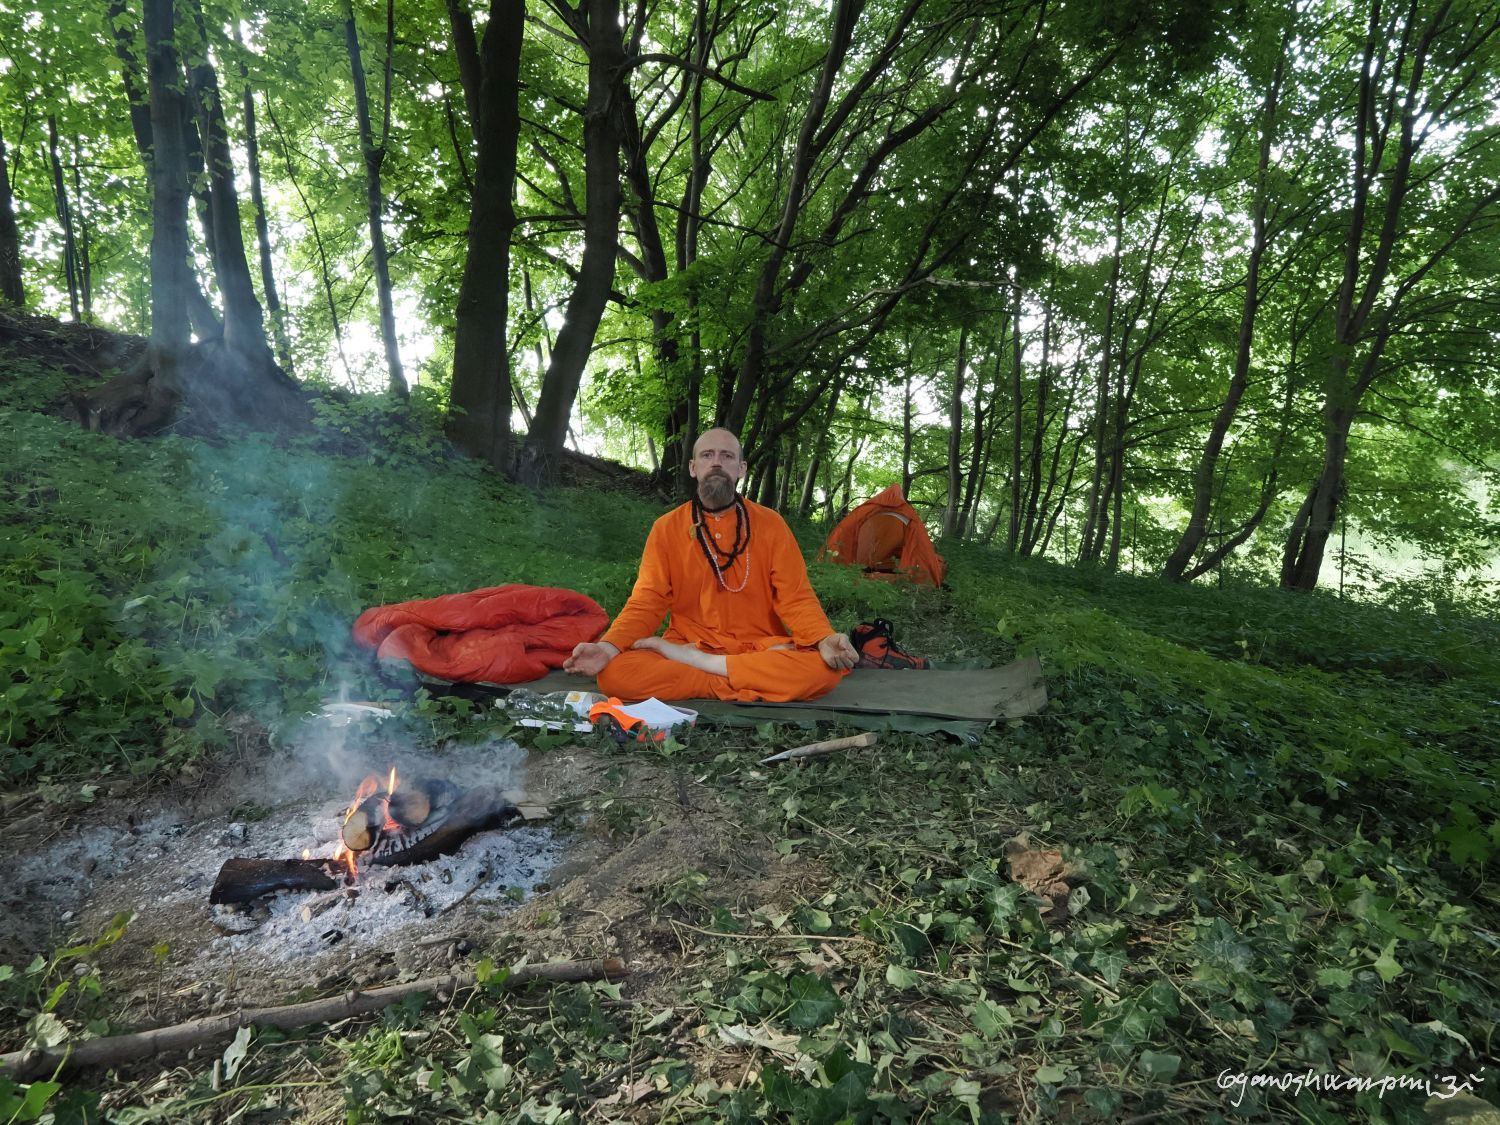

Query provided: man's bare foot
[632,636,728,676]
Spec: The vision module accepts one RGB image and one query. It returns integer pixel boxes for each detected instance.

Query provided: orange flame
[333,842,358,880]
[302,848,311,861]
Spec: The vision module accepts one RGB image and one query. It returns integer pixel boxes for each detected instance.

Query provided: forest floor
[2,327,1499,1123]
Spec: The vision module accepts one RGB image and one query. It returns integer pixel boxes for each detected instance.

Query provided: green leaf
[885,964,918,988]
[782,973,840,1030]
[1034,1063,1073,1085]
[1373,941,1403,983]
[26,1013,69,1050]
[1138,1049,1182,1081]
[0,1077,60,1121]
[1316,966,1353,989]
[970,997,1013,1038]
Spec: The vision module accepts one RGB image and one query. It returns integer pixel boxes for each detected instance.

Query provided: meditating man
[564,428,858,701]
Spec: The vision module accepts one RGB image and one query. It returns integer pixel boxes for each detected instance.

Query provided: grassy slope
[2,364,1498,1123]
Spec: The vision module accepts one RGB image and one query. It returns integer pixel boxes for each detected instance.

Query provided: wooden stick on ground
[758,731,878,765]
[0,957,628,1081]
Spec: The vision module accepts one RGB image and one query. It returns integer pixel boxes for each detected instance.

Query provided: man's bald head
[692,427,743,461]
[689,427,745,508]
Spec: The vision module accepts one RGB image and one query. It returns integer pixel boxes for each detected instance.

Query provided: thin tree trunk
[724,0,862,433]
[1028,357,1082,556]
[798,379,842,517]
[266,101,351,382]
[1006,284,1024,551]
[70,138,93,317]
[1019,298,1055,554]
[233,32,294,375]
[1078,202,1124,563]
[517,0,624,487]
[1163,39,1287,579]
[901,364,914,495]
[345,0,406,395]
[47,116,81,320]
[0,124,26,305]
[444,0,523,470]
[941,327,969,539]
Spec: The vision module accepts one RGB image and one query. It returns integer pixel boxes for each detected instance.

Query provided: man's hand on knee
[565,641,619,676]
[818,632,858,671]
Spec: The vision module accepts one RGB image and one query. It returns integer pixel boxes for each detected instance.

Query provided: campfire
[210,767,522,907]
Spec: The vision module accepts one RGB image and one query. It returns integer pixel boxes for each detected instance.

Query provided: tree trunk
[941,327,969,540]
[445,0,524,471]
[1276,0,1480,590]
[1006,285,1025,552]
[724,0,861,434]
[1078,202,1125,564]
[234,36,294,375]
[1163,41,1286,581]
[0,124,24,306]
[47,116,81,320]
[1018,301,1055,554]
[798,380,842,517]
[266,100,351,381]
[901,362,914,495]
[141,0,194,412]
[70,138,93,317]
[76,0,307,436]
[184,0,273,363]
[659,0,711,491]
[345,0,406,396]
[516,0,625,487]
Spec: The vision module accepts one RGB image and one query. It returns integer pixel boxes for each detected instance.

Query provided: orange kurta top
[601,499,835,655]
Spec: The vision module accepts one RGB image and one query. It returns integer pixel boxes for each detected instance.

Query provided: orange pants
[597,647,845,703]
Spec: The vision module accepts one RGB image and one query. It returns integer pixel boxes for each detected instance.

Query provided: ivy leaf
[783,973,840,1030]
[221,1025,252,1082]
[1316,967,1353,989]
[1138,1049,1182,1081]
[970,997,1013,1038]
[885,964,918,989]
[1373,941,1404,983]
[0,1077,60,1121]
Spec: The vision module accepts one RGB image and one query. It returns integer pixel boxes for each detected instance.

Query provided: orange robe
[597,499,846,702]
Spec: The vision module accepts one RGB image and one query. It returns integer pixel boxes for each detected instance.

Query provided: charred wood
[209,858,342,905]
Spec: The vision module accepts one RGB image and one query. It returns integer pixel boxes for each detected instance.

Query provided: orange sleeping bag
[353,584,608,684]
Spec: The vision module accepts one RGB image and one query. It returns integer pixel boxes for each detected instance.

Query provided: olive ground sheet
[425,656,1046,743]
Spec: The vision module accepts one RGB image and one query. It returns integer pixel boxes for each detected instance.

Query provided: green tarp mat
[430,654,1046,731]
[517,655,1046,722]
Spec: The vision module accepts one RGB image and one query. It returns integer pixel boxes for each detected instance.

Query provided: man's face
[689,430,745,508]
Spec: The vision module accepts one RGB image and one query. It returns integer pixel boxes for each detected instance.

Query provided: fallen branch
[0,957,628,1080]
[759,731,878,765]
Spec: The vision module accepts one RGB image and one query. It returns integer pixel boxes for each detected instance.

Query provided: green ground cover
[2,372,1497,1122]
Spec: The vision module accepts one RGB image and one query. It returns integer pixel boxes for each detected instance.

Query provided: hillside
[1,333,1498,1122]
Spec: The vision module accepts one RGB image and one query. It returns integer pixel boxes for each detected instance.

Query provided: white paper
[617,698,697,729]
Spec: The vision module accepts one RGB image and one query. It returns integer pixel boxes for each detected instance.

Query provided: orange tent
[819,484,946,587]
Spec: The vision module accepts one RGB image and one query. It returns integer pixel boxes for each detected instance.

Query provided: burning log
[340,793,388,852]
[388,777,461,828]
[209,786,521,906]
[209,858,342,906]
[367,786,520,866]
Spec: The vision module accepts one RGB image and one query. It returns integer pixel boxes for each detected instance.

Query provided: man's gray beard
[698,473,737,509]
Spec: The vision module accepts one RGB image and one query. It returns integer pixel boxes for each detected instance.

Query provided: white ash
[5,734,565,977]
